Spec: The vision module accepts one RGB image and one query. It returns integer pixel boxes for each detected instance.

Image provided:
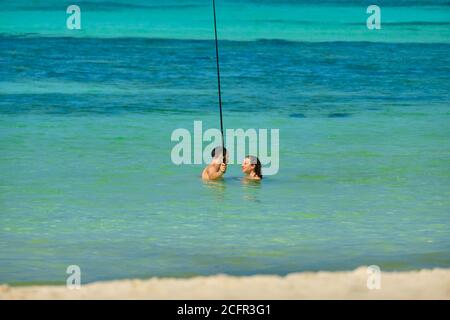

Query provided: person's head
[241,155,262,179]
[211,146,228,163]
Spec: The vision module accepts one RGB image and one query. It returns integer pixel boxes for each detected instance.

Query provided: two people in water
[202,146,262,181]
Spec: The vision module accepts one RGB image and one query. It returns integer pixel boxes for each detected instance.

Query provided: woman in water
[241,155,263,180]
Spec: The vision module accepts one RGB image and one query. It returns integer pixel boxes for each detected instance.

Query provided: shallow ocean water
[0,1,449,284]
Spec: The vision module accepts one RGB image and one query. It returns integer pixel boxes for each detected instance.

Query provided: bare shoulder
[245,175,262,181]
[201,167,209,180]
[202,164,214,180]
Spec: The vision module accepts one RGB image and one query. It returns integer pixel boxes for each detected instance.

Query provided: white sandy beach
[1,267,449,300]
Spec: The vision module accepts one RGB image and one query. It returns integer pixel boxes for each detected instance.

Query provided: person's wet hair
[247,155,263,179]
[211,146,227,158]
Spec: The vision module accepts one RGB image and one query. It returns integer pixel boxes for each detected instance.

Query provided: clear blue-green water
[0,1,449,284]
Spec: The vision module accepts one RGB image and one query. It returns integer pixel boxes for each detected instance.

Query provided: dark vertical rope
[212,0,225,162]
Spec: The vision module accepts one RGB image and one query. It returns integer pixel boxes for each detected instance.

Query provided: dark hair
[211,146,227,158]
[247,155,262,179]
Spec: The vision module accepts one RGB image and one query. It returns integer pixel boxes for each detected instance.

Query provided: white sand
[1,267,449,300]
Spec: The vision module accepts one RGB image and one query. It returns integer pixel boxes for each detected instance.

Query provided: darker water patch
[348,21,450,26]
[328,112,352,118]
[13,2,203,12]
[289,113,306,118]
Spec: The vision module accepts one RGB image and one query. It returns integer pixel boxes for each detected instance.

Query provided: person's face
[241,158,255,174]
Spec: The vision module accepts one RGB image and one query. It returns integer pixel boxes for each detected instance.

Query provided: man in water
[202,146,227,180]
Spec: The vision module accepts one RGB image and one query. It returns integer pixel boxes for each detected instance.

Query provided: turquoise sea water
[1,0,450,42]
[0,1,449,284]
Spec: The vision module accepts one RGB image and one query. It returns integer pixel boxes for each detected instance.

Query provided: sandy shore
[1,267,449,300]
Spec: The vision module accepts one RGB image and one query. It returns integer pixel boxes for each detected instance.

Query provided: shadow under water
[202,178,227,201]
[241,178,262,203]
